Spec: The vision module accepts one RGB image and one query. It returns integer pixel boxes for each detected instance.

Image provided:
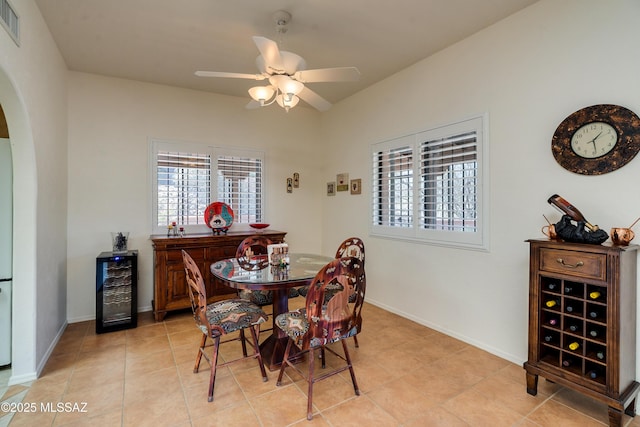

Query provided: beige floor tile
[367,376,438,423]
[3,302,626,427]
[123,389,189,427]
[191,400,260,427]
[321,394,398,426]
[526,399,607,426]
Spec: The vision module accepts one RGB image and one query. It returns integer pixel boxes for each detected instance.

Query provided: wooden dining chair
[235,235,299,313]
[298,237,365,347]
[181,250,268,402]
[275,256,366,420]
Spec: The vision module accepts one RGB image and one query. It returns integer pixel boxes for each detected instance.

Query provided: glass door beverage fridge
[96,250,138,334]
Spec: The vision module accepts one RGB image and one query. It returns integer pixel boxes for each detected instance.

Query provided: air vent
[0,0,19,45]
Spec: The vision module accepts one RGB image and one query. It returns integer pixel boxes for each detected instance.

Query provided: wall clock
[551,104,640,175]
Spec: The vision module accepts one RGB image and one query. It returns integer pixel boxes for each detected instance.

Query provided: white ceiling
[35,0,538,109]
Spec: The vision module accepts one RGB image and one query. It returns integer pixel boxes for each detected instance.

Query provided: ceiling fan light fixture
[269,75,304,102]
[248,85,275,106]
[276,93,299,112]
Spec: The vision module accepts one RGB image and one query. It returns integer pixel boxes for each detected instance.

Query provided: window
[371,115,488,250]
[151,140,264,234]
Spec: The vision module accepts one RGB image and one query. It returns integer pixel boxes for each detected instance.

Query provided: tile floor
[1,299,640,426]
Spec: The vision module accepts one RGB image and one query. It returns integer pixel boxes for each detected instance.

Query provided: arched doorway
[0,69,38,384]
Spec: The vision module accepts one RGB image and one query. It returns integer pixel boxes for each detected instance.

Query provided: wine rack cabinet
[524,240,639,427]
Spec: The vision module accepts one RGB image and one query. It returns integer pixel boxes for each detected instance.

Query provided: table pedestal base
[259,334,302,371]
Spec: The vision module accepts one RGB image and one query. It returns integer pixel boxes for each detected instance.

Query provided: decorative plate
[204,202,234,234]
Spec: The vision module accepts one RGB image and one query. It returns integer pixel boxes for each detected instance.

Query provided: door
[0,138,12,366]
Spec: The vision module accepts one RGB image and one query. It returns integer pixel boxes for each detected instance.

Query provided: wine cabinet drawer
[539,249,606,281]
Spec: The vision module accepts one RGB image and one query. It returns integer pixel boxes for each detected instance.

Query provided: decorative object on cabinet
[150,230,286,321]
[524,239,639,427]
[610,217,639,246]
[204,202,234,235]
[350,178,361,195]
[249,223,270,230]
[610,228,635,246]
[111,232,129,253]
[96,250,138,334]
[547,194,608,244]
[181,250,268,402]
[327,182,336,196]
[336,173,349,191]
[551,104,640,175]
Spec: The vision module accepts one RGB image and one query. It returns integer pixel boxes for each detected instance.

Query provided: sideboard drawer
[539,248,606,280]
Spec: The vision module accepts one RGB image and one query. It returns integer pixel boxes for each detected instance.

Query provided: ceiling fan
[195,11,360,112]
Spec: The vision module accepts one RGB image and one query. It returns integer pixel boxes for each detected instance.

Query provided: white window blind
[420,130,478,232]
[217,156,262,223]
[152,140,265,234]
[156,151,211,227]
[370,115,488,250]
[371,144,413,228]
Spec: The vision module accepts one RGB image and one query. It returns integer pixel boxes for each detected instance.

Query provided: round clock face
[551,104,640,175]
[570,121,618,159]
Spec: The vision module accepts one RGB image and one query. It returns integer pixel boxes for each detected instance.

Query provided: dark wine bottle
[589,310,601,319]
[564,285,573,294]
[548,318,558,326]
[568,342,580,351]
[588,370,600,379]
[589,329,599,338]
[568,323,580,333]
[546,299,559,308]
[596,351,605,360]
[565,304,574,313]
[544,335,554,342]
[562,359,573,367]
[589,291,601,300]
[548,194,598,231]
[547,283,557,291]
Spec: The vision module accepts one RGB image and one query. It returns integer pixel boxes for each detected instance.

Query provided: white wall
[66,73,325,321]
[0,0,68,382]
[320,0,640,364]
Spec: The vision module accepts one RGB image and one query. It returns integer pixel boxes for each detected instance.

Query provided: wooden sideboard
[150,230,286,321]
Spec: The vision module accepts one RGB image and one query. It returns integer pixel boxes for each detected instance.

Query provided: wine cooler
[96,250,138,334]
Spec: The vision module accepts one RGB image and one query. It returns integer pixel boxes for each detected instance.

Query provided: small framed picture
[350,179,361,195]
[327,182,336,196]
[336,173,349,192]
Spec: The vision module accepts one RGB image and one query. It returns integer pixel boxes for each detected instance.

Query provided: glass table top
[210,253,334,288]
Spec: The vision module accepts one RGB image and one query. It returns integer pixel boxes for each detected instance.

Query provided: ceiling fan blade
[253,36,286,74]
[293,67,361,83]
[297,86,332,112]
[195,71,266,80]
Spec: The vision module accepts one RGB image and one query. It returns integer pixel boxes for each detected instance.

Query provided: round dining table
[210,252,333,371]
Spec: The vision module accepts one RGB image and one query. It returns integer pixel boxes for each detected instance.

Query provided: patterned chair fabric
[275,256,366,420]
[182,250,268,402]
[235,236,298,306]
